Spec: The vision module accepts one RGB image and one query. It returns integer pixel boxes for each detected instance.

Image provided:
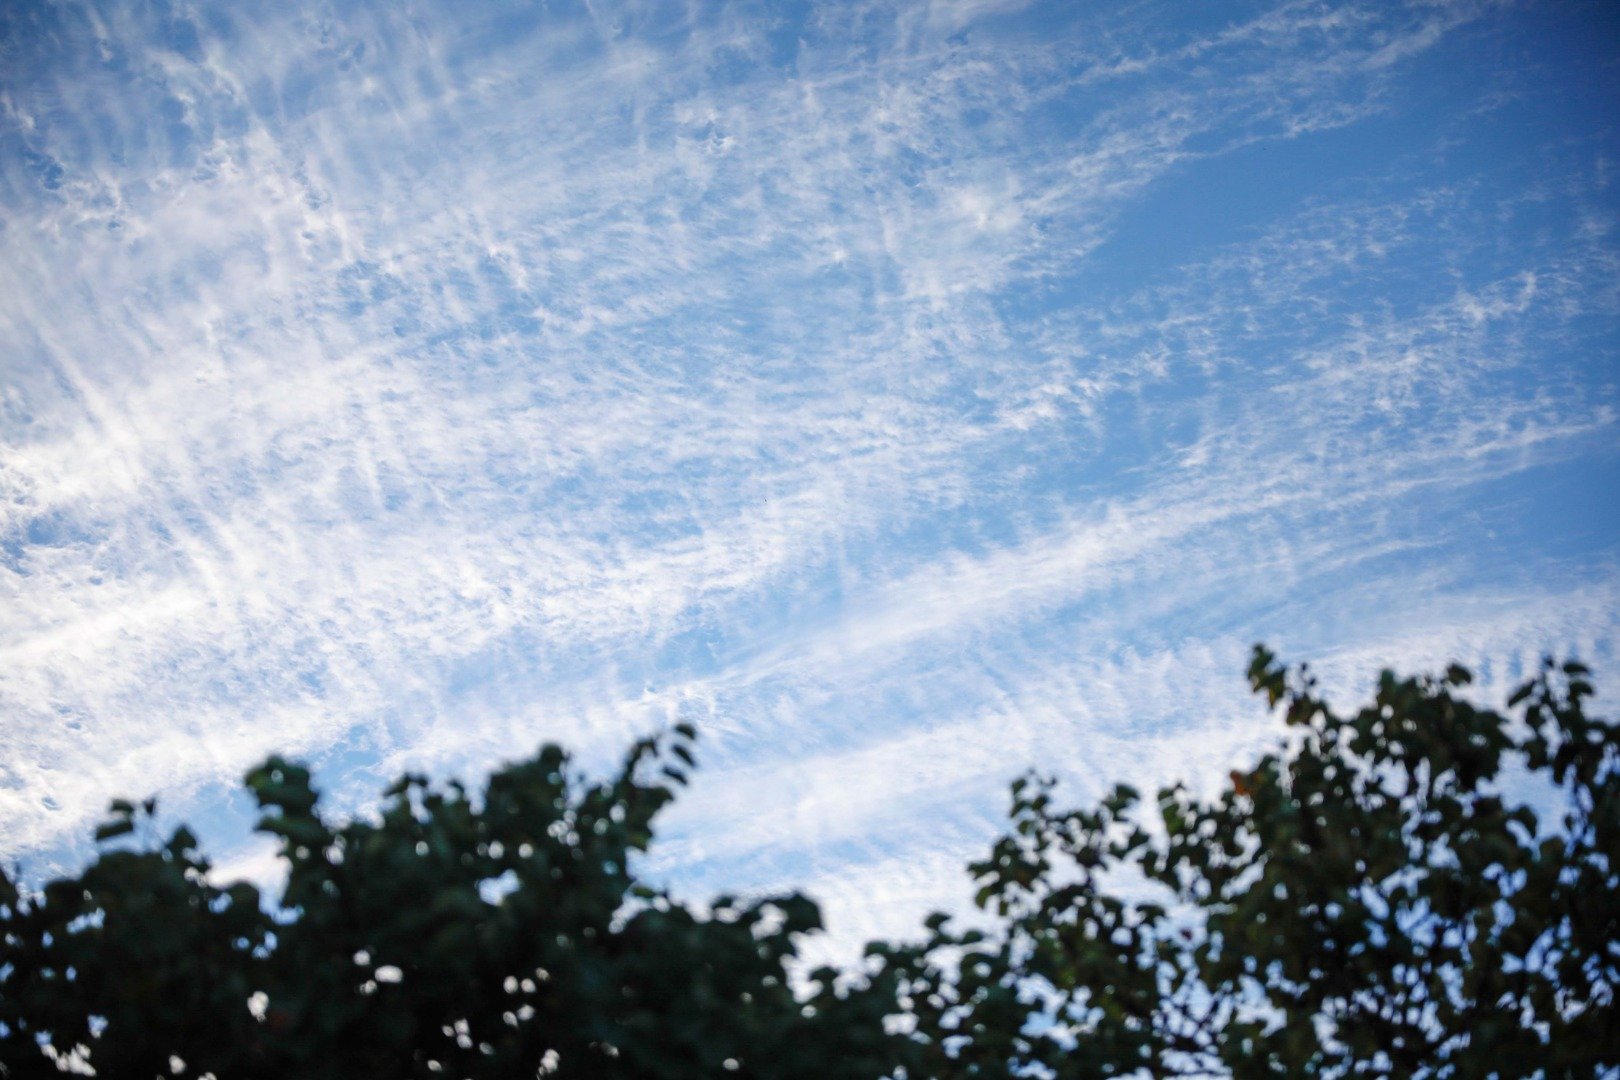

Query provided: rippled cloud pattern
[2,0,1617,951]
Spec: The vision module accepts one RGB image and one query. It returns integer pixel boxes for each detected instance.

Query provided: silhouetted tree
[2,651,1616,1077]
[895,652,1619,1077]
[0,726,906,1078]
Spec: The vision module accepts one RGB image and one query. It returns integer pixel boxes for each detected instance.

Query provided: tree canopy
[892,650,1619,1078]
[2,650,1616,1078]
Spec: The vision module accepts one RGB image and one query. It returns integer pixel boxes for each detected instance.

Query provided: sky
[1,0,1617,959]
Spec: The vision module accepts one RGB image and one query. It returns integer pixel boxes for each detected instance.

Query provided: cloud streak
[1,0,1615,948]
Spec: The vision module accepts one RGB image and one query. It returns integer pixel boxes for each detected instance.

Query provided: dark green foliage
[897,652,1620,1078]
[2,650,1616,1077]
[0,726,908,1078]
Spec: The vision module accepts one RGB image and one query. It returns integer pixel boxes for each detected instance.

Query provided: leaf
[94,819,135,843]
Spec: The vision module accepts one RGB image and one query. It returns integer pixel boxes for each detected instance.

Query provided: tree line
[2,647,1615,1077]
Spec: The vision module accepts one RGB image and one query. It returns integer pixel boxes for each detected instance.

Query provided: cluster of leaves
[897,652,1619,1077]
[2,650,1616,1077]
[0,725,908,1078]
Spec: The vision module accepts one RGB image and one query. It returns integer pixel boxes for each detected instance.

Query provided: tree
[0,726,907,1078]
[895,651,1619,1077]
[1,650,1616,1077]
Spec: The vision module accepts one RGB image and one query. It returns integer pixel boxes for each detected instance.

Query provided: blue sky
[2,0,1617,956]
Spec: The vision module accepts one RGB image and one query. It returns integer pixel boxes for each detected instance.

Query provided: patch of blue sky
[1,0,1617,950]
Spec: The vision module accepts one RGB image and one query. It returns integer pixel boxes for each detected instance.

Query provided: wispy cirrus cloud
[2,0,1615,948]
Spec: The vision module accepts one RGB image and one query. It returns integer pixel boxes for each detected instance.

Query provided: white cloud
[1,0,1614,952]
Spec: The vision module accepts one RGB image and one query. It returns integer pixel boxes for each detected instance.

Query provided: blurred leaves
[0,724,907,1078]
[2,650,1616,1076]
